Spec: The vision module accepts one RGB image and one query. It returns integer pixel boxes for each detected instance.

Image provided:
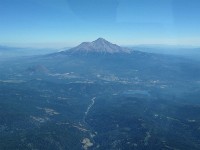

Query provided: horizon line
[1,41,200,49]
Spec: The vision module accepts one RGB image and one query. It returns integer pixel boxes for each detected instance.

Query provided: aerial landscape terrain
[1,0,200,149]
[1,38,200,149]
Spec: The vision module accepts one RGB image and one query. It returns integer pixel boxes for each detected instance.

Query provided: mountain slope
[63,38,131,54]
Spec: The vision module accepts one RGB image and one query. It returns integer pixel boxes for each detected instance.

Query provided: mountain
[63,38,131,54]
[0,45,58,58]
[132,45,200,60]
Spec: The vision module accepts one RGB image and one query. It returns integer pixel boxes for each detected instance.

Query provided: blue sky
[0,0,200,48]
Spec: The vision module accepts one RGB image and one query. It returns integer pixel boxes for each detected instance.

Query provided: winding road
[85,97,96,116]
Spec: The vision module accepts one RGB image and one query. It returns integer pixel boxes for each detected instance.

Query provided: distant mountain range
[0,45,58,58]
[61,38,131,54]
[132,45,200,60]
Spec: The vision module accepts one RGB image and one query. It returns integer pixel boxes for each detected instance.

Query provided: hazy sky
[0,0,200,48]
